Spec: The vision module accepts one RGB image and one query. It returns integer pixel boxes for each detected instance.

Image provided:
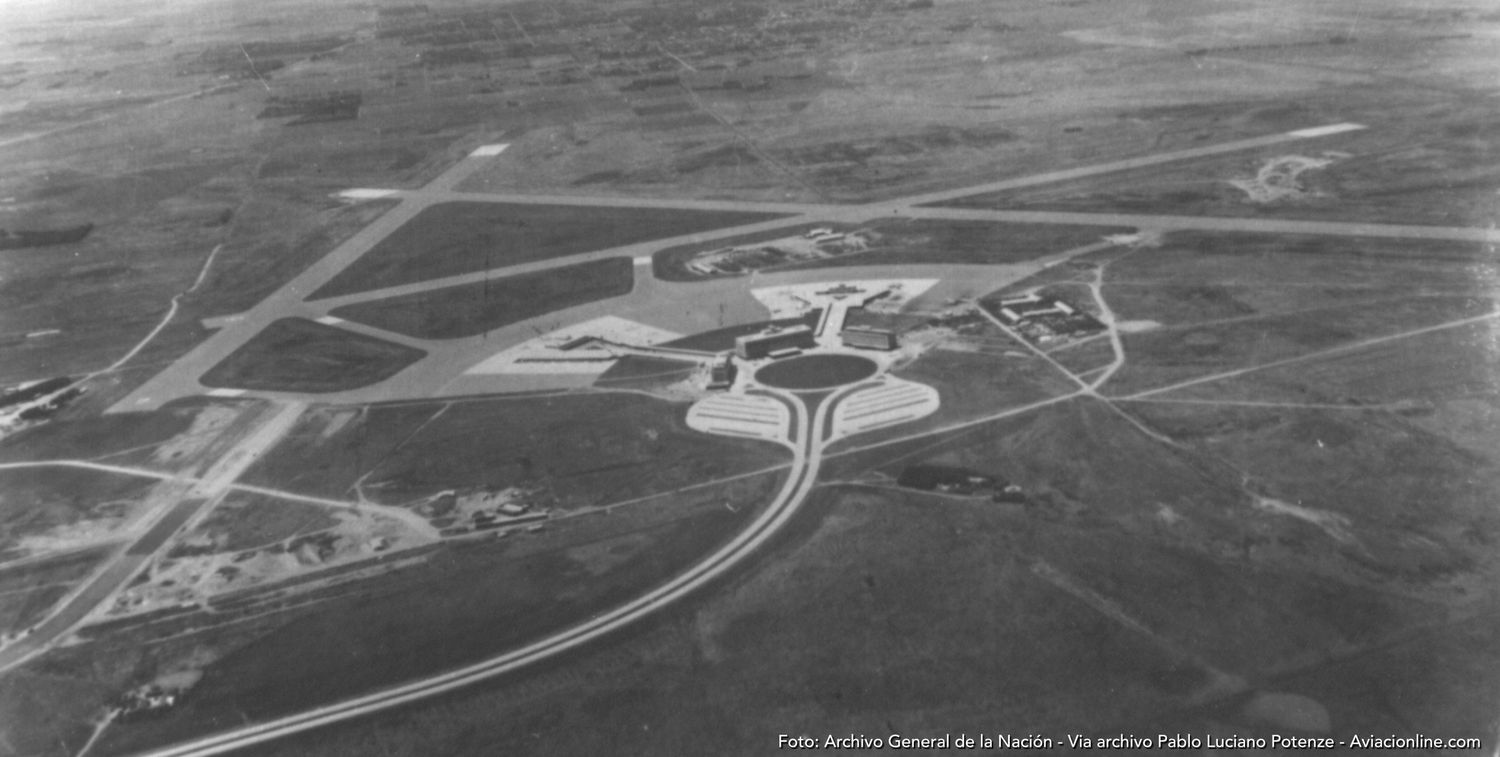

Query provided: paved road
[108,121,1500,414]
[69,120,1500,755]
[902,205,1500,244]
[141,387,829,756]
[0,402,306,675]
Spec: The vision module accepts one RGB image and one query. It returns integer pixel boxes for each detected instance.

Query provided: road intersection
[111,123,1500,415]
[14,120,1495,754]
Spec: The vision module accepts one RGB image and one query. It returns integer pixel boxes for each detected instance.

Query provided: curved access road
[141,388,854,757]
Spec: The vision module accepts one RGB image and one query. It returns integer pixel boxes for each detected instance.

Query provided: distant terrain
[0,0,1497,755]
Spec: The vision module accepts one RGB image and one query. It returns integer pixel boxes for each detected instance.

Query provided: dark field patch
[653,219,1128,281]
[312,202,785,298]
[200,318,426,393]
[827,342,1076,453]
[0,546,113,635]
[0,467,154,547]
[755,354,878,390]
[658,312,820,352]
[1154,321,1500,410]
[594,355,699,389]
[187,195,400,319]
[187,491,339,553]
[652,223,856,282]
[1047,336,1117,377]
[330,257,633,339]
[774,124,1018,167]
[1103,295,1494,397]
[633,101,694,117]
[1103,232,1493,302]
[780,219,1132,272]
[0,405,193,464]
[1124,401,1500,585]
[927,113,1500,227]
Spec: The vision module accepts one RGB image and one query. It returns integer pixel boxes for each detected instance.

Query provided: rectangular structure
[708,356,737,390]
[735,325,816,360]
[841,326,899,351]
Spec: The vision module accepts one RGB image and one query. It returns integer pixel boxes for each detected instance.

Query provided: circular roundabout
[754,353,880,390]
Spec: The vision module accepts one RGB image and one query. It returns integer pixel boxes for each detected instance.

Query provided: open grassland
[3,0,1499,752]
[652,220,1128,281]
[781,220,1132,272]
[932,95,1500,228]
[312,202,785,299]
[652,222,859,282]
[243,448,1489,757]
[0,468,155,553]
[241,393,789,510]
[1106,294,1493,396]
[1149,321,1500,409]
[1088,232,1496,396]
[330,257,633,339]
[200,318,426,393]
[1046,335,1117,377]
[824,339,1078,455]
[1124,401,1498,585]
[186,492,340,554]
[1104,232,1488,302]
[187,196,401,319]
[77,470,782,757]
[0,546,114,636]
[0,403,195,465]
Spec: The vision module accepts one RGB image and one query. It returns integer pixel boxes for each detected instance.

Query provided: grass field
[0,546,114,636]
[0,467,155,551]
[186,196,401,319]
[1084,230,1496,397]
[825,341,1077,454]
[652,220,1129,281]
[86,471,785,756]
[651,222,859,282]
[329,258,633,339]
[312,202,786,299]
[241,393,789,510]
[755,355,878,390]
[1105,294,1493,397]
[240,467,1481,756]
[0,404,195,465]
[779,219,1133,272]
[186,491,340,553]
[929,102,1500,228]
[199,318,427,393]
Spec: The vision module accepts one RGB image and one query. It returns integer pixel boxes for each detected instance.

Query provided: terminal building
[735,325,816,360]
[707,355,738,390]
[840,326,899,351]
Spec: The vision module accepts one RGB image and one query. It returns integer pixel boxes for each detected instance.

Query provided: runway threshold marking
[1287,123,1366,138]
